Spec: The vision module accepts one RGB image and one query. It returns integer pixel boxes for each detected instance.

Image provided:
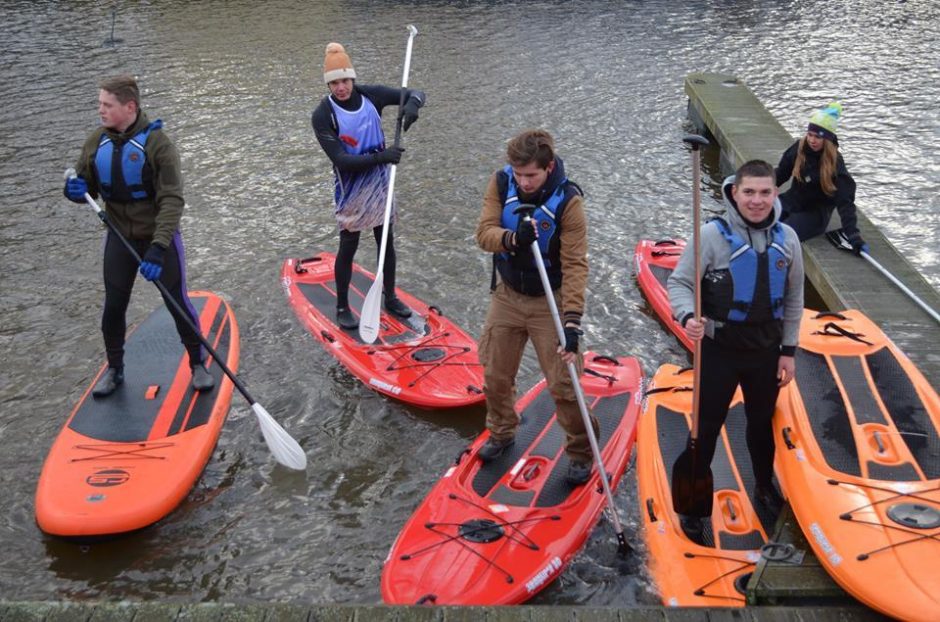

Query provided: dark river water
[1,0,937,606]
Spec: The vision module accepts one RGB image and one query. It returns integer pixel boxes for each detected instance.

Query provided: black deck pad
[867,347,940,479]
[167,305,229,436]
[534,392,630,508]
[649,264,672,289]
[69,296,226,443]
[724,404,778,538]
[832,355,886,426]
[472,390,556,498]
[795,349,862,476]
[867,461,920,482]
[297,277,425,346]
[471,388,630,509]
[656,405,746,549]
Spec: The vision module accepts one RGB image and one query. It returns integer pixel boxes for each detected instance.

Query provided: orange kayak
[637,364,776,606]
[775,310,940,621]
[35,291,238,538]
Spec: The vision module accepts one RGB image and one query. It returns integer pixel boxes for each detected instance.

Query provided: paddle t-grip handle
[683,134,709,150]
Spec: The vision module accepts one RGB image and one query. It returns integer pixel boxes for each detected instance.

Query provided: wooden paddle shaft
[683,135,708,440]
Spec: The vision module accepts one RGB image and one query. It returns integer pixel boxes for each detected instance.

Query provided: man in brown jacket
[475,129,596,485]
[64,75,213,397]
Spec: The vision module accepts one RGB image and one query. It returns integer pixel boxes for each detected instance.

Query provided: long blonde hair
[790,136,838,196]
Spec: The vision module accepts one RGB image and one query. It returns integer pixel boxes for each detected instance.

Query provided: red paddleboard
[381,353,643,604]
[35,291,239,538]
[634,239,691,351]
[280,253,484,409]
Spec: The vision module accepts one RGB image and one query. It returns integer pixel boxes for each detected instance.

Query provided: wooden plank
[747,505,848,605]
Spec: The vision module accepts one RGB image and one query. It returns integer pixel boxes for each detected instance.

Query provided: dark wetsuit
[70,111,203,369]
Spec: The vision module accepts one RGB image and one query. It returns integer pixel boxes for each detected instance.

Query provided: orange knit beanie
[323,42,356,83]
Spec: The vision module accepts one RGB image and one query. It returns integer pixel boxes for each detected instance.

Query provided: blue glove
[401,97,421,132]
[139,244,166,281]
[64,176,88,203]
[848,234,869,256]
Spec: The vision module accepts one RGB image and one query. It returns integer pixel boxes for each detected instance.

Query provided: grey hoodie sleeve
[667,224,723,327]
[780,224,805,353]
[667,236,698,327]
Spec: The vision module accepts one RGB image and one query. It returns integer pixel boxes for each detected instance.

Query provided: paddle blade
[671,443,714,517]
[251,403,307,470]
[358,273,384,344]
[825,230,852,251]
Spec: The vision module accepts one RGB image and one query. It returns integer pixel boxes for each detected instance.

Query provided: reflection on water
[0,0,937,605]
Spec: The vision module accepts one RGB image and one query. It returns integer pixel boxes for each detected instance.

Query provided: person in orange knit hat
[311,42,426,329]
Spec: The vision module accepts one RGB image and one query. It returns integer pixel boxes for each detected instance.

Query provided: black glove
[374,146,404,165]
[515,218,537,249]
[563,325,583,353]
[401,97,421,132]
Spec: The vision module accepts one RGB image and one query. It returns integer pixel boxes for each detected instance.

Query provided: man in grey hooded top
[667,159,803,544]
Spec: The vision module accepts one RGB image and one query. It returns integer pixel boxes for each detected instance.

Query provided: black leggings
[690,337,781,487]
[102,231,203,369]
[780,199,833,242]
[335,225,396,309]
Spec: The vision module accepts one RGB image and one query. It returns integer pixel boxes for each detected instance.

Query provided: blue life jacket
[494,165,579,295]
[706,217,788,322]
[95,120,162,202]
[500,165,567,262]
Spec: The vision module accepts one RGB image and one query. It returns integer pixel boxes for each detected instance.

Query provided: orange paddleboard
[35,291,239,538]
[775,310,940,621]
[638,364,777,606]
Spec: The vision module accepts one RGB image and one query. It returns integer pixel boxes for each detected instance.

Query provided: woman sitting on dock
[775,102,867,254]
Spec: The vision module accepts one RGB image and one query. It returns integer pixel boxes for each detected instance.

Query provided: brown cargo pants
[478,282,597,464]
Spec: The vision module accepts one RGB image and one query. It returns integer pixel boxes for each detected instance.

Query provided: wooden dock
[685,72,940,393]
[685,71,940,609]
[0,600,891,621]
[746,505,848,606]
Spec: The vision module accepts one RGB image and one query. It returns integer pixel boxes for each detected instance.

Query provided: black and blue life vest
[703,217,788,323]
[494,164,580,295]
[94,120,162,202]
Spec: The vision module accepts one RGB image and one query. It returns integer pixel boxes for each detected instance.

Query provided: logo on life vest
[776,258,787,270]
[86,469,130,487]
[129,152,140,162]
[539,220,551,232]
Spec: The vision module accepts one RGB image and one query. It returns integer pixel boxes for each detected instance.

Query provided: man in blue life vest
[475,129,598,486]
[64,74,213,397]
[668,159,804,544]
[311,42,425,330]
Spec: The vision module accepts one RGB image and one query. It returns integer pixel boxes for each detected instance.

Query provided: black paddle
[65,168,306,470]
[671,135,713,518]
